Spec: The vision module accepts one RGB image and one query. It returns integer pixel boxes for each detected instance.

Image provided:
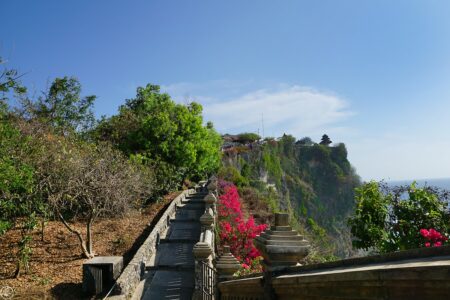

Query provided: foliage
[218,166,249,187]
[0,56,27,104]
[347,181,389,251]
[94,84,222,194]
[217,180,267,271]
[0,105,44,276]
[348,181,450,253]
[222,133,361,259]
[236,132,261,144]
[0,117,35,234]
[28,130,154,258]
[21,76,96,134]
[319,134,332,146]
[296,137,314,146]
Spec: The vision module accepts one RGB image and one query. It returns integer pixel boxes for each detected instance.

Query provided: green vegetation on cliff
[220,133,360,260]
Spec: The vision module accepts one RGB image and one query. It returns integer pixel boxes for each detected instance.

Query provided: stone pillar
[215,245,241,300]
[216,246,240,281]
[192,241,213,300]
[204,192,217,215]
[254,213,310,299]
[207,178,218,196]
[200,208,214,230]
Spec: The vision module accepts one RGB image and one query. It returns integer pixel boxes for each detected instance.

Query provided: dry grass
[0,192,180,299]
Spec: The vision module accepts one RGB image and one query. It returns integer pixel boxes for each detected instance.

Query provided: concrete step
[166,220,201,240]
[146,265,194,272]
[141,270,195,300]
[176,204,205,211]
[171,218,198,222]
[150,242,195,267]
[160,238,198,243]
[174,209,203,220]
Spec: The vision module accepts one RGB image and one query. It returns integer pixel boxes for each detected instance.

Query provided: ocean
[387,178,450,191]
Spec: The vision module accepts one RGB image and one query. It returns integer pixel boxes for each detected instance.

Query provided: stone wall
[111,189,193,299]
[218,245,450,300]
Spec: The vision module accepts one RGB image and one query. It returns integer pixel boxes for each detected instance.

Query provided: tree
[94,84,222,194]
[347,181,390,251]
[296,137,314,146]
[23,76,95,134]
[319,134,332,146]
[0,62,42,277]
[39,137,154,258]
[0,56,27,104]
[348,181,450,253]
[236,133,261,144]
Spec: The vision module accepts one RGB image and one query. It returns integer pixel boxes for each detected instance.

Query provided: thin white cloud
[163,82,355,139]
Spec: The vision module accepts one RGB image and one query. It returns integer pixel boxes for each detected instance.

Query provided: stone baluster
[254,212,310,299]
[216,246,240,281]
[193,233,214,300]
[204,192,217,215]
[207,177,218,197]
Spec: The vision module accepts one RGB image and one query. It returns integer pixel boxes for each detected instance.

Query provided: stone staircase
[138,190,207,300]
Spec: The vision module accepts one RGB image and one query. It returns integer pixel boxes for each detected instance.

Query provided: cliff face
[221,135,361,259]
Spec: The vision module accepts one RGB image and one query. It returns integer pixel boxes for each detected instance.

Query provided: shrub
[217,180,267,269]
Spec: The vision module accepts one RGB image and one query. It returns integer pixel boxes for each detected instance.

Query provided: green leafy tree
[24,76,96,134]
[236,132,261,144]
[296,137,314,146]
[94,84,222,193]
[348,181,450,253]
[0,57,27,104]
[0,62,44,276]
[347,181,390,251]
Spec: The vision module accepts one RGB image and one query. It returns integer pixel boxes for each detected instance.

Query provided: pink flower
[420,229,429,238]
[425,242,431,247]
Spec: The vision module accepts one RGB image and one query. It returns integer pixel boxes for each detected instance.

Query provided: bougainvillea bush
[419,228,448,247]
[218,180,267,272]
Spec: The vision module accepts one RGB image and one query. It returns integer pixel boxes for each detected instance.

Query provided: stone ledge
[219,250,450,300]
[109,189,192,299]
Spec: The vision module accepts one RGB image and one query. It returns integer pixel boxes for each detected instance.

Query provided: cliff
[219,134,361,260]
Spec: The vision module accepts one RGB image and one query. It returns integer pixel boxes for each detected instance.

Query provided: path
[138,189,206,300]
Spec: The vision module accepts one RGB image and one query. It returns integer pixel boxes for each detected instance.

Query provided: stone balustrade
[109,189,193,298]
[219,215,450,300]
[192,176,218,299]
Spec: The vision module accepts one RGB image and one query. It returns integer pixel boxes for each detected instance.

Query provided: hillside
[220,134,361,260]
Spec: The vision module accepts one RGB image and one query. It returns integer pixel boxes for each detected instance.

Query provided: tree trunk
[58,213,93,259]
[87,216,94,256]
[40,219,45,242]
[14,262,21,278]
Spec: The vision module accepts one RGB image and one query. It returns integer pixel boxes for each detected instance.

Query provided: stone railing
[218,212,450,300]
[192,176,218,299]
[110,188,194,298]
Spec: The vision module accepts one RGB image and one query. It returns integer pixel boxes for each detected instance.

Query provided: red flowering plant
[217,179,268,273]
[419,228,448,247]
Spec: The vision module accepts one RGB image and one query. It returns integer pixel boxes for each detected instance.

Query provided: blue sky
[2,0,450,181]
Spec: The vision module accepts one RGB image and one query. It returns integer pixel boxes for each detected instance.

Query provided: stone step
[141,270,195,300]
[176,204,205,211]
[166,221,201,240]
[175,209,203,218]
[171,218,198,222]
[146,265,194,272]
[160,238,198,243]
[148,242,195,268]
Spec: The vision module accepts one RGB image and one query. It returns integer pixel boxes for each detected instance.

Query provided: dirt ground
[0,192,180,300]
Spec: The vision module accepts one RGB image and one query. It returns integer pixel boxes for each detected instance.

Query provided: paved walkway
[139,190,206,300]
